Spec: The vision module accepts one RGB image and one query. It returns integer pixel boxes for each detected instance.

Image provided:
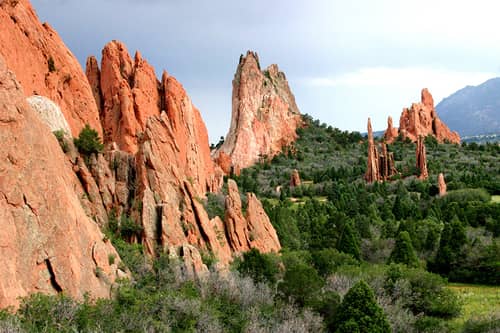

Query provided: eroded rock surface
[0,0,102,136]
[214,51,302,172]
[416,136,429,180]
[384,89,460,144]
[0,55,122,309]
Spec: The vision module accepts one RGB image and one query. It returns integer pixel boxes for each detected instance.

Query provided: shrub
[334,280,391,333]
[73,124,104,156]
[52,130,69,153]
[47,56,56,72]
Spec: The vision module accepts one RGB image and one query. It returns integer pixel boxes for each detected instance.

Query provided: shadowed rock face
[384,89,460,144]
[214,51,302,173]
[0,55,123,309]
[0,0,102,136]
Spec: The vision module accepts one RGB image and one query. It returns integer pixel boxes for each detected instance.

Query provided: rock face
[26,95,71,134]
[224,180,281,254]
[365,118,398,183]
[214,51,302,172]
[416,136,428,180]
[438,173,447,197]
[0,55,122,309]
[0,0,102,136]
[290,169,301,187]
[384,89,460,144]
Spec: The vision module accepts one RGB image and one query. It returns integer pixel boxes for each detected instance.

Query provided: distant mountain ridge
[436,78,500,136]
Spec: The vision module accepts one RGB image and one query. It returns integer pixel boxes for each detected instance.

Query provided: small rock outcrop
[384,89,460,144]
[290,169,301,187]
[214,51,302,172]
[438,173,447,197]
[365,118,398,183]
[0,55,123,309]
[416,136,428,180]
[0,0,102,136]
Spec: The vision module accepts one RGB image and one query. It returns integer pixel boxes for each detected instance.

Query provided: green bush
[73,124,104,156]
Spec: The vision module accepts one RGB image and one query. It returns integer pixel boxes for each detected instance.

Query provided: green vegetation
[448,284,500,332]
[47,56,56,72]
[73,124,104,156]
[1,114,499,332]
[334,280,391,333]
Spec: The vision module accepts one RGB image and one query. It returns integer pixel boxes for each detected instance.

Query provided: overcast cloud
[32,0,500,141]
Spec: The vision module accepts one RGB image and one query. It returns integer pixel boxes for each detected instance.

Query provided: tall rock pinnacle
[214,51,302,173]
[416,136,428,180]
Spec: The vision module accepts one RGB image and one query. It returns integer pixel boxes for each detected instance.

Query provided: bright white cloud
[304,67,497,104]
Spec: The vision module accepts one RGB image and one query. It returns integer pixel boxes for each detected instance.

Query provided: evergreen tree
[337,223,361,260]
[73,124,104,155]
[388,231,419,267]
[335,280,391,333]
[433,216,467,275]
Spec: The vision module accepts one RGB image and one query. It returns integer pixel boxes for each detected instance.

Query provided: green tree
[337,223,361,260]
[388,231,419,267]
[236,248,279,284]
[432,216,467,276]
[335,280,391,333]
[74,124,104,156]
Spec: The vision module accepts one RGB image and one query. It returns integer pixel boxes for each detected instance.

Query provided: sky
[31,0,500,142]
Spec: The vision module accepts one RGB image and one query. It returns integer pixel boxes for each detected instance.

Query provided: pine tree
[433,216,467,275]
[337,223,361,260]
[335,280,391,333]
[388,231,419,267]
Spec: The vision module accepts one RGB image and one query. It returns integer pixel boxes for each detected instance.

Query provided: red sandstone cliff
[0,0,284,308]
[365,118,398,183]
[214,51,302,173]
[0,55,123,309]
[384,89,460,144]
[0,0,102,136]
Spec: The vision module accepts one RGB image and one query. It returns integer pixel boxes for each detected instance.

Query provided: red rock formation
[365,118,398,183]
[379,143,398,180]
[290,169,301,187]
[365,118,380,182]
[224,180,281,253]
[214,51,302,172]
[85,56,102,113]
[0,0,102,137]
[0,55,123,309]
[384,116,399,142]
[385,89,460,144]
[416,136,428,180]
[438,173,447,197]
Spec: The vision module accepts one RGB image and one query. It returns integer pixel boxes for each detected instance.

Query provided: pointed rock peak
[388,116,394,128]
[215,51,302,171]
[161,70,169,83]
[367,117,374,140]
[85,56,99,72]
[421,88,434,108]
[134,50,142,63]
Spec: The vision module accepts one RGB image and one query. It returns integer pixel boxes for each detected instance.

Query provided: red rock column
[416,136,428,180]
[438,173,447,196]
[365,118,380,183]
